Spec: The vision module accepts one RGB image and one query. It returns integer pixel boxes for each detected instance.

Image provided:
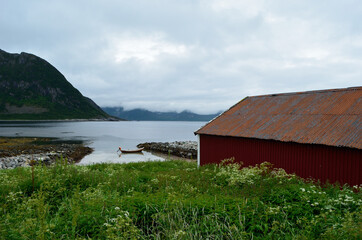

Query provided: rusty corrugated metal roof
[195,87,362,149]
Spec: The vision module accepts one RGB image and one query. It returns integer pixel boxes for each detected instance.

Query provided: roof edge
[194,97,249,135]
[197,133,362,150]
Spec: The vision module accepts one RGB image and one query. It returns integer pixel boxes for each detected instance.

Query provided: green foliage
[0,159,361,239]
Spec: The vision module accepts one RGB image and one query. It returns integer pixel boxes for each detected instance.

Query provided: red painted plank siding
[200,134,361,186]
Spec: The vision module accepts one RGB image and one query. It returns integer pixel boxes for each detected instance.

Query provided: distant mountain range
[103,107,220,121]
[0,49,115,120]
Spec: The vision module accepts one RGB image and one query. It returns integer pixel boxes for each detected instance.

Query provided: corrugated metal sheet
[200,135,362,186]
[196,87,362,149]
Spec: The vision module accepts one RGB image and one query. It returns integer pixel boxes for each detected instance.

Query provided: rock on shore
[137,141,197,159]
[1,152,60,169]
[0,138,93,169]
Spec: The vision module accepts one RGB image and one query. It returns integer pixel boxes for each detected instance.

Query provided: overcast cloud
[1,0,361,114]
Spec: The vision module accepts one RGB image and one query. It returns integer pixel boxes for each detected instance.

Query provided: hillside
[103,107,220,121]
[0,49,114,120]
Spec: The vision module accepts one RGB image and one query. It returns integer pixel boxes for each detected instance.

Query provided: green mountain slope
[0,49,112,120]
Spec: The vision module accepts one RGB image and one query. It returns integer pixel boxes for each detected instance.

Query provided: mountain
[102,107,220,121]
[0,49,115,120]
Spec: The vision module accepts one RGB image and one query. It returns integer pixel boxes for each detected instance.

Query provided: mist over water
[0,121,206,164]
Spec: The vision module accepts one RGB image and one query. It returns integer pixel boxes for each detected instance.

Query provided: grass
[0,159,361,239]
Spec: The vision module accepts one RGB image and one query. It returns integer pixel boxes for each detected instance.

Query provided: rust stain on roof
[195,87,362,149]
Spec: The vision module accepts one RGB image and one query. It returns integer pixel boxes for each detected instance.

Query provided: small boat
[117,147,144,153]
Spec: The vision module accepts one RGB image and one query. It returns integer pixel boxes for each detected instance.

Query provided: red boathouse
[195,87,361,186]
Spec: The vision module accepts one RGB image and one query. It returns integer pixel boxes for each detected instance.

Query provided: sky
[1,0,361,114]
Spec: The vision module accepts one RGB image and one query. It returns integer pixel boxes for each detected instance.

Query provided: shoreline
[0,137,93,169]
[0,118,122,123]
[138,141,197,160]
[1,138,199,169]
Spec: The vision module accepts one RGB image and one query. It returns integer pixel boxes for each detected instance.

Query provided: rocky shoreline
[137,141,197,159]
[1,138,198,169]
[0,137,93,169]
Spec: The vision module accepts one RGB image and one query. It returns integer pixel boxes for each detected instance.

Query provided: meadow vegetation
[0,158,361,239]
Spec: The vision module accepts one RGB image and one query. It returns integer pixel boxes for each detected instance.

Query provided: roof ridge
[252,86,362,98]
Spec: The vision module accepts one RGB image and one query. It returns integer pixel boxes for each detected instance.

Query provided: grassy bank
[0,159,361,239]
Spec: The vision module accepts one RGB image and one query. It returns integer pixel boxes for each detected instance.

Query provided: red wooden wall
[199,134,361,186]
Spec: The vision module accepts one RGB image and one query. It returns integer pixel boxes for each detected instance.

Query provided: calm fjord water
[0,121,206,164]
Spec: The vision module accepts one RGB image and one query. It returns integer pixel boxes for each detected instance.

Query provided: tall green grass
[0,159,361,239]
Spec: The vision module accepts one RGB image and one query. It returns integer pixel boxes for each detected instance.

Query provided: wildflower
[151,178,159,184]
[174,230,187,238]
[300,188,305,192]
[115,207,120,210]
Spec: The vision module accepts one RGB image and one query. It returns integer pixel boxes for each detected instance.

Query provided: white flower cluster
[267,206,281,215]
[151,178,159,184]
[6,191,23,203]
[299,184,361,213]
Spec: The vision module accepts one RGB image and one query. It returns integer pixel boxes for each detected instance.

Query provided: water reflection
[0,121,205,164]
